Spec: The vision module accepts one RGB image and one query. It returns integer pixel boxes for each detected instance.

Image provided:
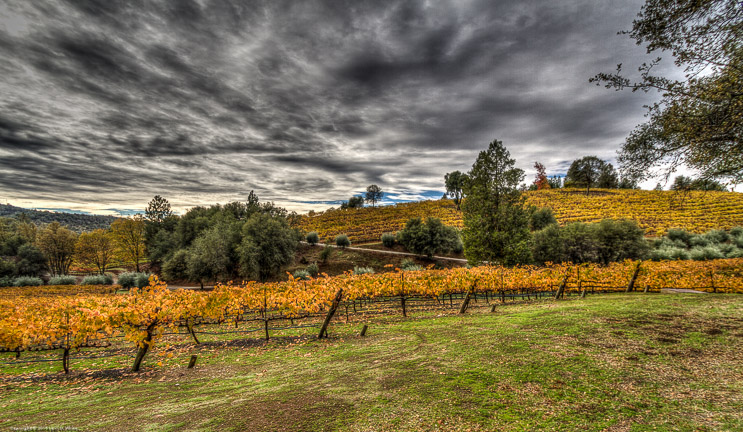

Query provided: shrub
[689,235,709,247]
[306,232,319,245]
[13,276,43,287]
[690,246,724,261]
[335,234,351,248]
[666,228,693,247]
[135,273,152,288]
[353,266,375,275]
[381,233,395,248]
[668,248,691,260]
[396,217,460,259]
[81,274,114,285]
[306,262,319,277]
[400,259,422,271]
[733,234,743,249]
[532,224,563,264]
[118,272,151,289]
[0,276,14,287]
[704,229,730,244]
[319,245,333,263]
[49,275,77,285]
[452,236,464,254]
[292,269,310,280]
[529,207,557,231]
[730,226,743,237]
[591,219,648,265]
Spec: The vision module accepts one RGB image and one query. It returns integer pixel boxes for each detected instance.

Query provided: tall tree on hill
[565,156,606,195]
[461,140,531,265]
[444,171,468,210]
[145,195,173,223]
[591,0,742,184]
[365,185,383,207]
[533,162,550,190]
[111,216,146,272]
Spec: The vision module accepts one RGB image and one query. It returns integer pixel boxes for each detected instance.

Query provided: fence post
[187,355,198,369]
[360,324,368,336]
[318,288,344,339]
[458,280,477,314]
[625,261,642,293]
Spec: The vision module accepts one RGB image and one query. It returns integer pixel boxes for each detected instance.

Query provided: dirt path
[301,242,468,263]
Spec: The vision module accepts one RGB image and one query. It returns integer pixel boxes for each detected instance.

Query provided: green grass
[2,293,743,431]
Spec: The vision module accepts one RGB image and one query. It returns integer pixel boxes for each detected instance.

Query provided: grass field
[2,293,743,431]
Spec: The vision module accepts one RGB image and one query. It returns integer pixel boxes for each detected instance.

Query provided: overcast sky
[0,0,684,215]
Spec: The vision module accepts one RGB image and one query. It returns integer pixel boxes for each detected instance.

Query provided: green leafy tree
[187,224,237,286]
[365,185,383,207]
[396,217,461,259]
[597,163,619,188]
[145,195,173,223]
[444,171,468,210]
[565,156,606,195]
[239,213,300,282]
[341,196,364,209]
[591,0,742,184]
[461,140,532,265]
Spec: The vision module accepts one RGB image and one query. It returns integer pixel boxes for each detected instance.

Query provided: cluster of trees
[445,139,651,266]
[144,193,301,286]
[0,216,148,285]
[340,184,384,209]
[670,176,728,192]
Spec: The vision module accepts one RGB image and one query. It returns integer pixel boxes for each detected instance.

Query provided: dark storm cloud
[0,0,664,213]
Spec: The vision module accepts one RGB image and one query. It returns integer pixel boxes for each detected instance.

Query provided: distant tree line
[0,204,117,233]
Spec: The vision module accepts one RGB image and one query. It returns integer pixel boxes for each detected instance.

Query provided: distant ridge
[0,204,119,232]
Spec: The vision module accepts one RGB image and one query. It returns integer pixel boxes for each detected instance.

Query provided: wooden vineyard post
[188,355,198,369]
[63,311,70,374]
[554,274,568,300]
[400,271,407,317]
[625,261,642,293]
[360,324,368,336]
[490,304,497,313]
[580,280,587,298]
[458,279,477,314]
[318,288,344,339]
[710,271,716,293]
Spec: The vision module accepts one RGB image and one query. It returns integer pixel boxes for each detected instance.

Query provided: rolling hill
[0,204,118,233]
[297,189,743,243]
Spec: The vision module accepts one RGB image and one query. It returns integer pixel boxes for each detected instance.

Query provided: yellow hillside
[297,189,743,243]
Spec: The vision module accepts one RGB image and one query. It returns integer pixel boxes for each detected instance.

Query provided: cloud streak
[0,0,666,214]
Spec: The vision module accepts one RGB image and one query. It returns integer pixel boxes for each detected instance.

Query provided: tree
[461,140,532,265]
[187,224,237,286]
[110,216,146,272]
[365,185,383,207]
[591,0,742,184]
[239,213,300,282]
[547,176,562,189]
[145,195,173,223]
[671,175,728,191]
[340,196,364,209]
[75,229,116,274]
[395,217,461,259]
[15,243,46,277]
[36,222,78,275]
[565,156,606,195]
[533,163,550,190]
[597,163,619,188]
[444,171,468,210]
